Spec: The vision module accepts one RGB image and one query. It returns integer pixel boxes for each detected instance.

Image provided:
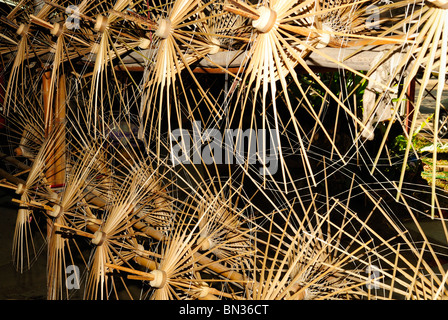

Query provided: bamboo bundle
[359,1,448,220]
[80,150,175,299]
[2,2,56,114]
[136,0,249,161]
[218,0,408,191]
[5,93,45,161]
[193,183,254,271]
[12,123,65,273]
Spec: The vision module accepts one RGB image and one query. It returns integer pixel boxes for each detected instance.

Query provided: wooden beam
[0,152,30,171]
[42,71,55,186]
[0,167,26,186]
[111,45,395,74]
[192,66,244,74]
[53,73,66,187]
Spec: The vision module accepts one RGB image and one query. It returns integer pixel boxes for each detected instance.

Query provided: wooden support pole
[42,70,55,300]
[111,45,397,75]
[42,71,55,185]
[43,71,52,138]
[133,255,157,271]
[0,168,26,186]
[0,152,30,171]
[53,73,66,187]
[193,253,250,287]
[406,77,416,134]
[105,263,155,280]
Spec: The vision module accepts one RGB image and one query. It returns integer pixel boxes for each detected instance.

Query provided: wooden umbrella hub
[314,24,333,49]
[138,37,151,49]
[155,18,172,39]
[208,38,221,55]
[47,204,62,218]
[149,269,167,288]
[94,15,109,33]
[427,0,448,9]
[16,24,29,36]
[197,236,214,251]
[91,230,107,246]
[15,183,25,195]
[51,23,64,37]
[252,6,277,33]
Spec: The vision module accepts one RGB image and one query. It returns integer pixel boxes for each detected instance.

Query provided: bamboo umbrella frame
[236,167,448,300]
[232,176,374,299]
[137,0,243,161]
[2,2,56,114]
[86,0,144,137]
[12,123,65,273]
[193,182,255,272]
[3,0,448,301]
[5,92,45,161]
[82,152,177,299]
[23,0,146,137]
[45,132,172,298]
[89,125,260,296]
[220,0,409,191]
[359,0,448,219]
[72,132,260,299]
[105,125,258,298]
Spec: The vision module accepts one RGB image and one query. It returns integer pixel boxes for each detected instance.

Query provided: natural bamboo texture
[0,0,448,301]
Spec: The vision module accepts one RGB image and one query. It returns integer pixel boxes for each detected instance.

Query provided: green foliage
[391,134,408,153]
[391,134,434,155]
[289,71,368,113]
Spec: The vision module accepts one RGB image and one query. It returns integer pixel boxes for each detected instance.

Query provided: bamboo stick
[42,71,56,187]
[11,198,55,212]
[53,222,96,239]
[105,263,155,280]
[0,168,26,186]
[0,152,30,171]
[223,6,259,20]
[43,0,95,23]
[109,9,157,29]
